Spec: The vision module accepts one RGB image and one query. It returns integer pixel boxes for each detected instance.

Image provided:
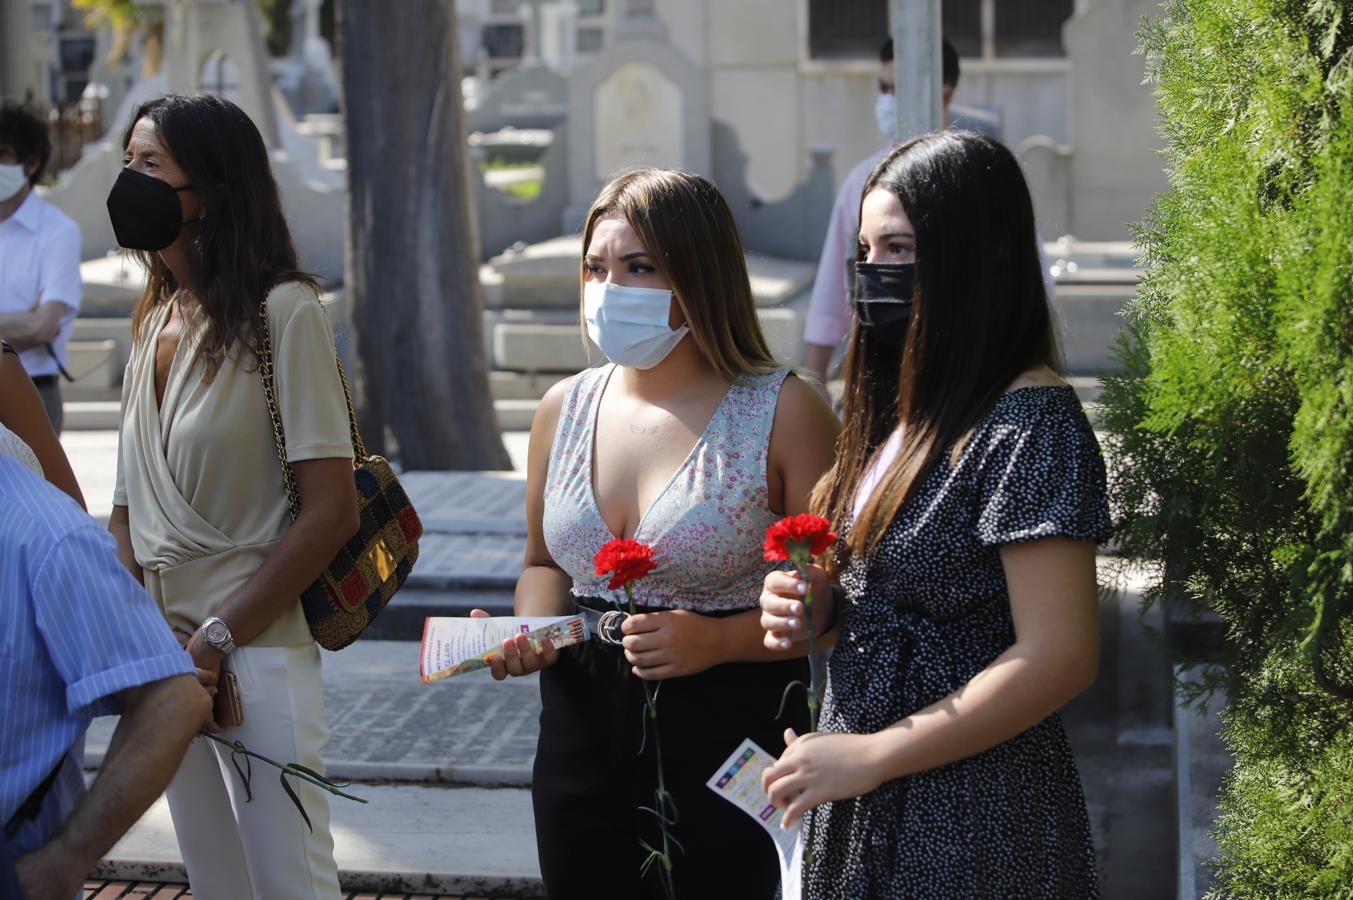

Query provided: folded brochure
[420,615,589,683]
[707,737,803,899]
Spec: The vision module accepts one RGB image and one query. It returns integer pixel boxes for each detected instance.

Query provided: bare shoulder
[1004,366,1067,393]
[771,372,840,446]
[534,374,577,426]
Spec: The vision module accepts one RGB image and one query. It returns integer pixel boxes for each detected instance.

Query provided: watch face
[205,620,228,645]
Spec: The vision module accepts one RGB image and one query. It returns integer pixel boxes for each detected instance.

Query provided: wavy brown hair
[811,131,1062,563]
[579,168,779,381]
[123,94,315,377]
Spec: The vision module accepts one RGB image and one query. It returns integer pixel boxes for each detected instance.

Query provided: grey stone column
[0,0,37,102]
[888,0,943,140]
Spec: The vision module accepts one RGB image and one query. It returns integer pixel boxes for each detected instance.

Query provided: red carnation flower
[594,538,657,591]
[762,514,837,562]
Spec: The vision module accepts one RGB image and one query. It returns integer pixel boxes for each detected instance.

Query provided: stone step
[85,641,540,786]
[363,588,517,641]
[93,783,544,897]
[1055,281,1138,376]
[60,398,541,433]
[65,400,121,431]
[62,338,121,399]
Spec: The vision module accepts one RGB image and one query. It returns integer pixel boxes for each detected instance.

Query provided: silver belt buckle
[595,609,628,646]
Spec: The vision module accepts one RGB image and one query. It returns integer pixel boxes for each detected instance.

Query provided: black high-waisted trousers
[531,603,810,900]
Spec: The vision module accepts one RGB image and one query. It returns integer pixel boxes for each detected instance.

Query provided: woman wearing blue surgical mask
[759,131,1107,898]
[474,168,839,898]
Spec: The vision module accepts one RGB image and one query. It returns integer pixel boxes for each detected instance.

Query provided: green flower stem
[648,684,675,897]
[789,541,821,733]
[202,732,368,805]
[623,582,677,900]
[788,540,821,872]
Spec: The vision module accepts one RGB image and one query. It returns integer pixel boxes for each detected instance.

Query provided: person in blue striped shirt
[0,455,210,900]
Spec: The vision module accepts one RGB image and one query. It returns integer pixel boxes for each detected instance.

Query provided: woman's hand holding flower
[621,609,720,679]
[760,565,834,651]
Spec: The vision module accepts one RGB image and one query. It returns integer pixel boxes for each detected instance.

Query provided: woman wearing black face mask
[757,131,1110,898]
[107,94,356,900]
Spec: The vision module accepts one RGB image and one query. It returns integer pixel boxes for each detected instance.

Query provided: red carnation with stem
[593,538,676,898]
[595,538,658,599]
[763,514,837,732]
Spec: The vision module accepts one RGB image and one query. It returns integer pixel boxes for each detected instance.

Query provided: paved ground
[63,424,1177,898]
[83,881,508,900]
[86,645,542,785]
[92,783,543,897]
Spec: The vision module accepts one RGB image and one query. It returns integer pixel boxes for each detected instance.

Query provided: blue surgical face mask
[0,163,27,203]
[583,281,690,369]
[874,92,897,141]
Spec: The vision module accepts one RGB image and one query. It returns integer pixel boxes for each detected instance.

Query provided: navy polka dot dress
[804,386,1110,899]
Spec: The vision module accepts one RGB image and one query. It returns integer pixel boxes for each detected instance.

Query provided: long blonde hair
[579,168,778,381]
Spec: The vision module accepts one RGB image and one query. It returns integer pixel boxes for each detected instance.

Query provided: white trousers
[166,644,341,900]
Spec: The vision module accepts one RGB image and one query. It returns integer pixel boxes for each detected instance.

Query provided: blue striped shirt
[0,457,193,857]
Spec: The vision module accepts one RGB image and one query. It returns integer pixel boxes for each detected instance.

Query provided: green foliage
[1103,0,1353,892]
[71,0,159,31]
[256,0,293,58]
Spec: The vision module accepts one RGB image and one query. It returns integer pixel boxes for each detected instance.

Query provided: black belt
[574,600,629,646]
[573,596,752,645]
[30,374,58,387]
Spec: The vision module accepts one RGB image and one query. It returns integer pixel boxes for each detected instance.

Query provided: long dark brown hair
[123,94,315,377]
[811,130,1062,559]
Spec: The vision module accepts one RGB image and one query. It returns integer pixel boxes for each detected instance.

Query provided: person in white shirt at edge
[802,39,1054,400]
[0,102,83,434]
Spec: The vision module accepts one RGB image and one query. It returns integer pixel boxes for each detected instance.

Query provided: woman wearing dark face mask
[759,131,1109,898]
[476,168,838,898]
[107,94,356,900]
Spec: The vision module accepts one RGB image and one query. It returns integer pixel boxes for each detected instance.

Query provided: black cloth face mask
[851,261,914,348]
[106,167,196,251]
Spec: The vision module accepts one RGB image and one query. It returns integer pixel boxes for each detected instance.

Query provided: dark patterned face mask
[851,261,914,348]
[106,167,195,251]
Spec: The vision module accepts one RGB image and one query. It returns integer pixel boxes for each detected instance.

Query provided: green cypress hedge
[1100,0,1353,893]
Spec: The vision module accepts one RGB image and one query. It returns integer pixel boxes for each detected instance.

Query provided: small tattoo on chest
[629,423,659,435]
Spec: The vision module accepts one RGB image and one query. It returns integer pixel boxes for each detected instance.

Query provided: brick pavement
[82,882,540,900]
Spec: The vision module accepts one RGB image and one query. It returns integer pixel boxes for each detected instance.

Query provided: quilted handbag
[257,299,422,650]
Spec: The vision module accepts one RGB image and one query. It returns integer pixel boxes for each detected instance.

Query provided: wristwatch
[201,616,236,655]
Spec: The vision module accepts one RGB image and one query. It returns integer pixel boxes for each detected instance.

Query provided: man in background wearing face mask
[802,38,1003,398]
[0,101,83,434]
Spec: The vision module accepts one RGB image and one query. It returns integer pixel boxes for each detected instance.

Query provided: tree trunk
[337,0,510,470]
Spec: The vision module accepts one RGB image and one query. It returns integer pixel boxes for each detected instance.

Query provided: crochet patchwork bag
[257,299,422,650]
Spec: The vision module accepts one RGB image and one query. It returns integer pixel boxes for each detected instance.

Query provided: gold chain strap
[257,296,367,523]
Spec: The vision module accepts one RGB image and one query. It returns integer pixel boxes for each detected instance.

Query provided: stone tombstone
[711,120,835,262]
[593,62,683,179]
[474,124,570,261]
[161,0,280,148]
[44,0,343,282]
[1064,0,1168,241]
[1017,135,1073,240]
[466,61,569,134]
[564,13,710,229]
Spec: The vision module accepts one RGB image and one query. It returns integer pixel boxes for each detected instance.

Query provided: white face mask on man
[0,163,28,203]
[874,92,898,141]
[583,281,690,370]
